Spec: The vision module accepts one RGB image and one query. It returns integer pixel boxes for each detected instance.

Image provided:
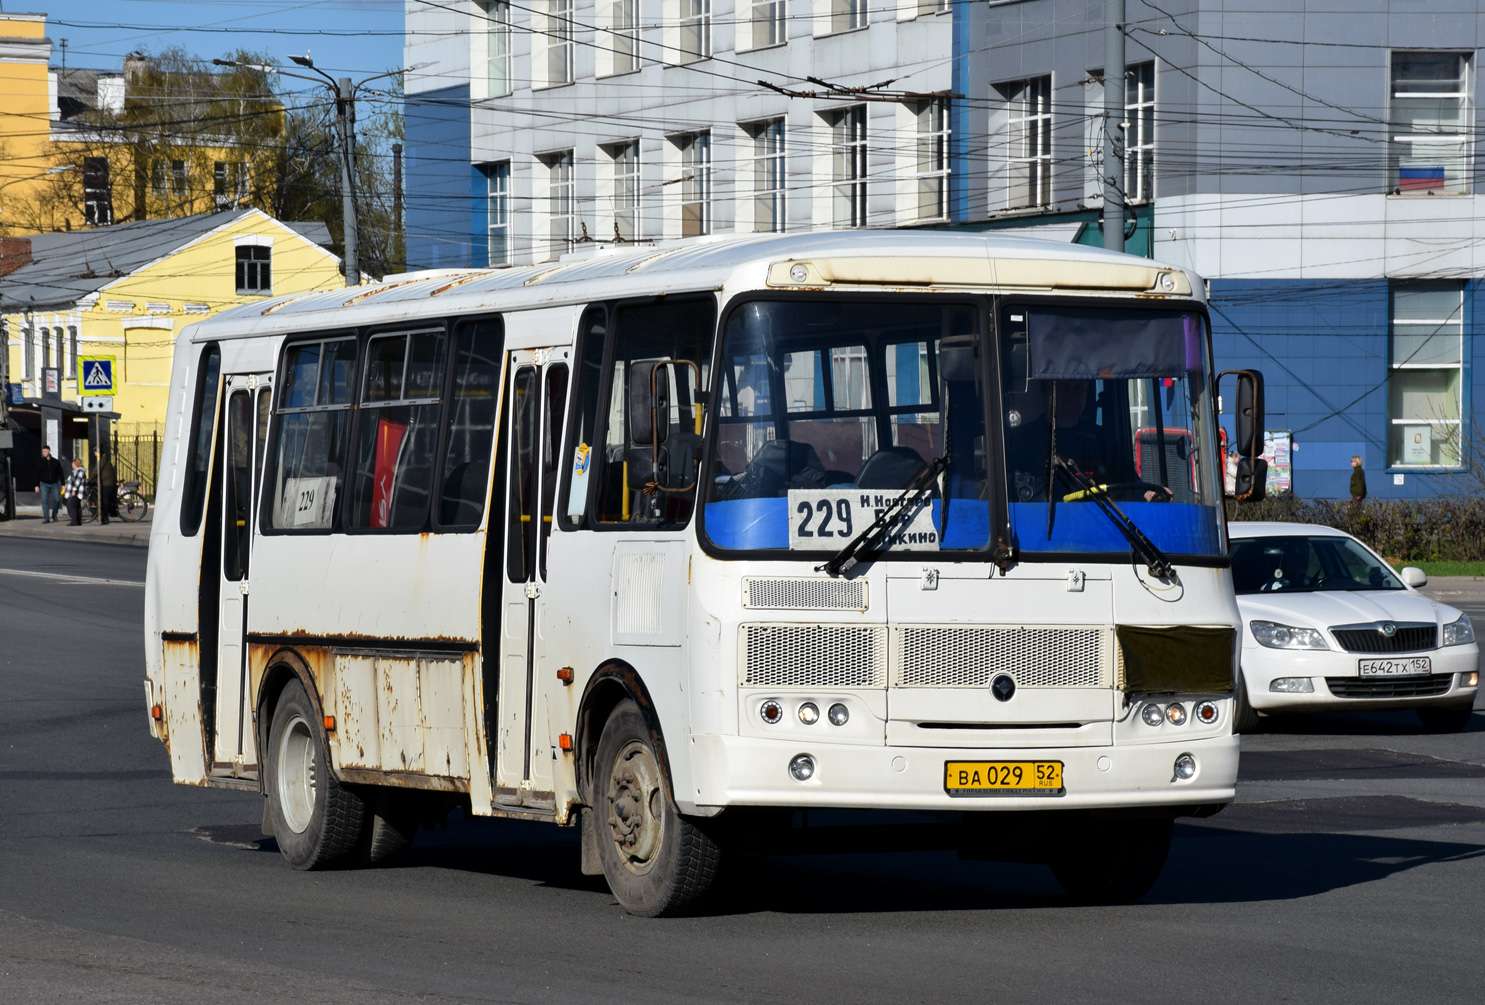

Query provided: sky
[13,0,407,79]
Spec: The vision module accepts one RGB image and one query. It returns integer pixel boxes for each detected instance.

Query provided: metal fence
[115,422,162,499]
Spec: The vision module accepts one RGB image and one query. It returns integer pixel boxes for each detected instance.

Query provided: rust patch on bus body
[159,636,210,786]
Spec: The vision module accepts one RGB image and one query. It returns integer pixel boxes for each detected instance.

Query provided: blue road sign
[79,357,116,395]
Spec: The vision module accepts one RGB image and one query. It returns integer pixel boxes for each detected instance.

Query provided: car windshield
[1000,305,1224,559]
[701,299,989,555]
[1230,535,1405,594]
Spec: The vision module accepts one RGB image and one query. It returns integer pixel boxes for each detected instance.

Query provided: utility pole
[392,142,403,274]
[336,77,360,287]
[1102,0,1126,254]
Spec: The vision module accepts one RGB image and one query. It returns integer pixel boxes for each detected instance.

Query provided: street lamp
[214,55,428,287]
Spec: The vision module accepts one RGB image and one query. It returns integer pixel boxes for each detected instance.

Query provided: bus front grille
[892,626,1113,689]
[740,624,887,688]
[742,577,868,612]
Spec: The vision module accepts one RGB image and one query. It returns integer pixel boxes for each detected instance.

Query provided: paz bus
[143,231,1262,915]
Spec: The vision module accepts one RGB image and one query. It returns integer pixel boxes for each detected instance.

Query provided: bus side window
[349,328,447,531]
[591,297,715,527]
[538,363,569,578]
[558,307,607,529]
[268,336,357,531]
[179,343,221,536]
[437,318,504,529]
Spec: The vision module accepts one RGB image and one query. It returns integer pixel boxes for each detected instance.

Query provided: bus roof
[192,230,1203,342]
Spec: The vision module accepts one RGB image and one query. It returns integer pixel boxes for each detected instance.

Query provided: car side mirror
[1400,566,1428,588]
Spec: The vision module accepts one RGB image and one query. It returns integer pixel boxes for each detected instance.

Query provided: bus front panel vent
[892,626,1112,689]
[742,577,868,612]
[740,624,887,688]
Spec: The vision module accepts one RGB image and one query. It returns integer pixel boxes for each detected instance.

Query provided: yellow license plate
[944,761,1065,797]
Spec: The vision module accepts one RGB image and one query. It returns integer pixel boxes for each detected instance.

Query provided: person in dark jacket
[1350,455,1367,501]
[37,446,64,523]
[94,449,116,525]
[64,458,87,526]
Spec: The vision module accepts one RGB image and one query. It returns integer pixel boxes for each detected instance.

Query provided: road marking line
[0,567,145,588]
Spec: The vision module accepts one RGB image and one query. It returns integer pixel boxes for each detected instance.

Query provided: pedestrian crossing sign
[79,356,116,396]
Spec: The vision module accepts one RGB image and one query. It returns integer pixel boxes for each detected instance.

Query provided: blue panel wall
[404,84,472,271]
[1209,279,1481,501]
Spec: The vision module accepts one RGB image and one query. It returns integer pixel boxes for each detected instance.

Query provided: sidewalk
[0,492,152,547]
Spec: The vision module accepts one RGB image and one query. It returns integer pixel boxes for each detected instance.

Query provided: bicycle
[82,480,149,523]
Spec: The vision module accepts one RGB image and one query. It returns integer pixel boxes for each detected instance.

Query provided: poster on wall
[1262,430,1293,496]
[1403,425,1431,465]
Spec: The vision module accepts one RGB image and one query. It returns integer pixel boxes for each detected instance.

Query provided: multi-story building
[404,0,957,269]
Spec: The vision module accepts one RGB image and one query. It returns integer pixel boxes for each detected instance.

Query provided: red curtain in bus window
[371,415,409,527]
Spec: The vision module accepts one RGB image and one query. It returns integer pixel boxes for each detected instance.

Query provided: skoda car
[1229,522,1480,732]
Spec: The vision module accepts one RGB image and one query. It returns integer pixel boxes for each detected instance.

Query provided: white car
[1229,521,1480,733]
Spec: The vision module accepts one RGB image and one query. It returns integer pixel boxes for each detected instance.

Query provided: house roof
[0,211,332,311]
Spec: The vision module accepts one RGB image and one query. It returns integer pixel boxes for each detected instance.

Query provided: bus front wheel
[593,699,721,916]
[265,679,367,870]
[1049,815,1173,903]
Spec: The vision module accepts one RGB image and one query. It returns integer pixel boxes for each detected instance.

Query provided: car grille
[1325,674,1454,699]
[1330,623,1437,654]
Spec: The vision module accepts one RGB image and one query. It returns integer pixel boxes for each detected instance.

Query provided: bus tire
[1232,676,1260,734]
[1050,815,1173,904]
[594,699,720,917]
[356,790,418,866]
[265,679,366,870]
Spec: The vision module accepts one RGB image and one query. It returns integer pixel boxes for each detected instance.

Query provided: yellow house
[0,12,52,227]
[2,208,342,430]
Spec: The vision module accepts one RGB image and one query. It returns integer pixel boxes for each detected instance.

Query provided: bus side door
[494,347,570,807]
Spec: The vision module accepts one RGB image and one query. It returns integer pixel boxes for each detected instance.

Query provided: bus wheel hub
[609,740,663,867]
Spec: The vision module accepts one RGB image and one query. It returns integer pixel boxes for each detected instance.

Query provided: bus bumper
[685,733,1238,815]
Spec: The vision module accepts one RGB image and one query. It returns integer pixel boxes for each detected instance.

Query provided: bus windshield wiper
[818,457,947,578]
[1051,456,1175,579]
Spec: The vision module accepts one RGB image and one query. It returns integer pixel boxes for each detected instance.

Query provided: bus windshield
[1000,304,1224,559]
[702,299,990,555]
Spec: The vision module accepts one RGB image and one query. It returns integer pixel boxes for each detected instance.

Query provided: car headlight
[1250,620,1328,650]
[1443,614,1475,647]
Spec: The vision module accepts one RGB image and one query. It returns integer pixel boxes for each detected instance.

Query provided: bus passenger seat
[857,446,928,490]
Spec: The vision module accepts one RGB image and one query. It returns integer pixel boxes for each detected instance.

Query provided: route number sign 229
[786,489,940,551]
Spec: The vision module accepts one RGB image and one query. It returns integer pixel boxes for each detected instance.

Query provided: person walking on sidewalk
[64,458,88,526]
[1350,455,1368,502]
[94,449,116,525]
[37,446,63,523]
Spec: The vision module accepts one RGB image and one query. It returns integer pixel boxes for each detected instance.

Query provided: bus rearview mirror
[628,361,669,448]
[1219,369,1265,457]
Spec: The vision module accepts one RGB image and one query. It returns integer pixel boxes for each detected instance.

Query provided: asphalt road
[2,537,1482,1003]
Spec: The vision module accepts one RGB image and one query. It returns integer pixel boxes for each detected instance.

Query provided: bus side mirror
[1220,369,1266,500]
[628,360,669,448]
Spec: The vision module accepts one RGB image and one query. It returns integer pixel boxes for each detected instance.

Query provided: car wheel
[1049,815,1173,903]
[1232,675,1261,734]
[593,699,721,916]
[265,679,367,869]
[1417,702,1475,733]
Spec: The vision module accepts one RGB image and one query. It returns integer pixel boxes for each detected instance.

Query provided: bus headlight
[788,754,816,781]
[1165,703,1188,726]
[798,702,820,725]
[1173,754,1197,780]
[1141,702,1164,727]
[1194,700,1219,725]
[760,700,783,724]
[827,703,850,726]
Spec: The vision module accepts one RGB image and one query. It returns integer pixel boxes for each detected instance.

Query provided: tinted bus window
[269,336,357,531]
[438,319,504,528]
[350,329,447,530]
[179,343,221,536]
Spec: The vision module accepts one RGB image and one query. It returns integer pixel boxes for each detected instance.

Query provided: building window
[832,0,867,33]
[746,0,783,50]
[83,157,112,226]
[23,322,34,381]
[1125,62,1155,204]
[610,141,640,240]
[610,0,640,74]
[39,327,51,371]
[1389,52,1471,196]
[830,105,867,228]
[171,160,188,198]
[916,0,949,14]
[150,159,169,197]
[1388,281,1463,467]
[680,0,712,62]
[479,0,512,96]
[915,98,950,221]
[544,151,575,260]
[67,326,78,378]
[676,131,711,237]
[236,245,272,294]
[485,161,511,265]
[748,119,786,233]
[215,161,248,209]
[1003,75,1051,209]
[548,0,575,86]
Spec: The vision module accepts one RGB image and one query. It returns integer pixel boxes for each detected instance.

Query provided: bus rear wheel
[265,679,367,870]
[593,699,721,916]
[1049,815,1173,904]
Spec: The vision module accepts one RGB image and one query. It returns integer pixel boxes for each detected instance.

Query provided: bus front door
[494,348,569,808]
[209,374,270,778]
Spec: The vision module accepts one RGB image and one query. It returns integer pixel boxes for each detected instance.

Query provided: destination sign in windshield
[786,489,940,551]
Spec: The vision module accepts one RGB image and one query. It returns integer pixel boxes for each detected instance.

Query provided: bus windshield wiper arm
[1051,456,1175,579]
[818,457,947,578]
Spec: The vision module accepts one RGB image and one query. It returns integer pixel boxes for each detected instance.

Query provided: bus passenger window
[180,343,221,536]
[558,308,607,528]
[591,297,715,527]
[507,367,538,581]
[438,319,503,528]
[538,364,568,577]
[350,329,447,530]
[269,336,357,531]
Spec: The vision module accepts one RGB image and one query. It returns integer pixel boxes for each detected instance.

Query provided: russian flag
[1400,166,1446,192]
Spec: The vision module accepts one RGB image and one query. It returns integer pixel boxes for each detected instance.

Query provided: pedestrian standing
[37,446,63,523]
[1350,454,1367,502]
[64,458,87,526]
[95,449,116,526]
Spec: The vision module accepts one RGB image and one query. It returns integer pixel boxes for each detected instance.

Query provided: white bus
[144,232,1260,915]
